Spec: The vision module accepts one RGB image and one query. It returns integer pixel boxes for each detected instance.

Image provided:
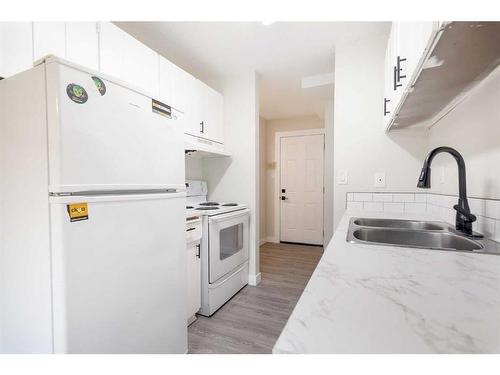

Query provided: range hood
[184,134,230,159]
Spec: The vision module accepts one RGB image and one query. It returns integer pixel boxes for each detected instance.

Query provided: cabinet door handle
[196,244,201,258]
[393,66,402,91]
[384,98,390,116]
[396,56,407,81]
[186,227,196,232]
[200,121,204,133]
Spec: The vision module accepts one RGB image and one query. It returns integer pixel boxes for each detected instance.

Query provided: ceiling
[116,22,389,120]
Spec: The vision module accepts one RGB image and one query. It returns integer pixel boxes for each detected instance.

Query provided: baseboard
[248,272,262,286]
[260,236,278,245]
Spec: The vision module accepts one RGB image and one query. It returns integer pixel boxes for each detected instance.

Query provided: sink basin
[353,218,446,231]
[351,227,483,251]
[346,217,493,253]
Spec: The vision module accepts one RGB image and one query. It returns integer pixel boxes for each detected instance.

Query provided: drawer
[186,218,202,243]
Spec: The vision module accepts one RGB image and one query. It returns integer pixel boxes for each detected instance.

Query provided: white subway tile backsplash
[494,221,500,243]
[443,195,458,209]
[485,199,500,220]
[405,202,427,214]
[415,194,427,203]
[353,193,373,202]
[347,201,363,210]
[441,207,456,225]
[373,193,393,202]
[393,193,415,203]
[363,202,383,212]
[345,191,500,241]
[475,216,496,238]
[384,202,404,213]
[469,198,486,217]
[427,194,440,206]
[426,204,440,218]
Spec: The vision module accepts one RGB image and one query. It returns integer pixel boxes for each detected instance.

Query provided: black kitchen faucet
[417,146,481,237]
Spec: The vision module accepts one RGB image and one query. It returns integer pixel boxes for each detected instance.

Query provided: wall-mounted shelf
[389,22,500,131]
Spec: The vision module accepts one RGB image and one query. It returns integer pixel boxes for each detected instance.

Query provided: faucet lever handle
[453,204,477,223]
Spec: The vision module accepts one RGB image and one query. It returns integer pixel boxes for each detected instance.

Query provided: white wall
[259,117,267,243]
[428,64,500,200]
[203,72,260,285]
[185,157,203,180]
[263,115,324,241]
[323,99,335,244]
[333,34,429,229]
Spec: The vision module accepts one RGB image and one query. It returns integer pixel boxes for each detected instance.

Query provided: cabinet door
[213,91,224,144]
[158,55,174,106]
[396,22,437,94]
[33,22,66,62]
[0,22,33,78]
[205,87,224,144]
[65,22,99,70]
[186,243,201,320]
[194,80,224,143]
[383,25,396,130]
[98,22,159,97]
[194,79,209,138]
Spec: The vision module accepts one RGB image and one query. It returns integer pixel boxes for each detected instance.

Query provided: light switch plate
[337,170,348,185]
[374,172,386,187]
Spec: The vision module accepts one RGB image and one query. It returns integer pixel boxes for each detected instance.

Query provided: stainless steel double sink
[347,217,498,254]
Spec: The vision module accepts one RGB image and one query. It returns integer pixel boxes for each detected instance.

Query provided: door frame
[274,128,326,245]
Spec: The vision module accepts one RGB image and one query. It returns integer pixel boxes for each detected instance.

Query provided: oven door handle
[208,208,250,223]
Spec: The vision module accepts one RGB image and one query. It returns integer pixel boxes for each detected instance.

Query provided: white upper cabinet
[33,22,66,62]
[65,22,99,71]
[0,22,33,78]
[395,22,437,94]
[383,22,439,130]
[382,24,397,130]
[98,22,159,97]
[159,55,198,136]
[158,56,174,106]
[195,80,224,144]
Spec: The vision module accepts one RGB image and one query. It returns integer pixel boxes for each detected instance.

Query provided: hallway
[188,242,324,353]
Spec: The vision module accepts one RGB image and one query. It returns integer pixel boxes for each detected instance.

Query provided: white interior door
[280,134,324,245]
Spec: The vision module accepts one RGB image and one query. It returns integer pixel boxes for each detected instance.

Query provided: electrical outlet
[337,170,348,185]
[374,172,386,187]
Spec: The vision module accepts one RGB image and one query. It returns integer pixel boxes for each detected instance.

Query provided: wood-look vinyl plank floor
[188,242,323,354]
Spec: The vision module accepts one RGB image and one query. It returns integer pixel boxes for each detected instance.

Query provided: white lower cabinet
[186,218,202,325]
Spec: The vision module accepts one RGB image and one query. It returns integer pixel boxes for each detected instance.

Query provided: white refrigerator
[0,56,187,353]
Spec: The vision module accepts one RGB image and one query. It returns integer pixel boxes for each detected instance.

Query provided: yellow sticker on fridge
[67,202,89,222]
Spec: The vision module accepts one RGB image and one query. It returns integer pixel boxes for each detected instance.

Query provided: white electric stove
[186,180,250,316]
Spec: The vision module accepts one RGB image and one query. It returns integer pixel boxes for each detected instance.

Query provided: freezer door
[45,59,184,193]
[49,192,187,353]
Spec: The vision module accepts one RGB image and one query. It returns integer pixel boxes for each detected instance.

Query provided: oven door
[208,209,250,283]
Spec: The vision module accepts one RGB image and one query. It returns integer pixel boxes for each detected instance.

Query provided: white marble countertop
[273,209,500,353]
